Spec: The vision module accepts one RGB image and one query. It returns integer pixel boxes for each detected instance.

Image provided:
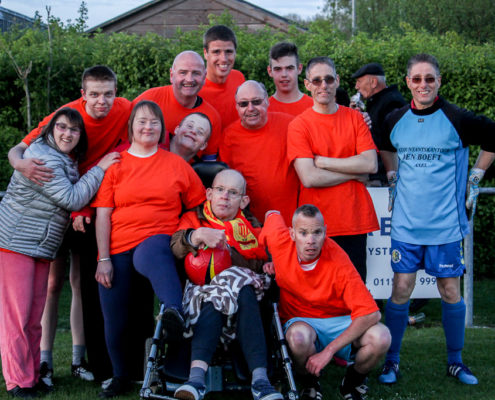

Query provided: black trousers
[331,233,368,283]
[191,286,267,372]
[72,223,154,381]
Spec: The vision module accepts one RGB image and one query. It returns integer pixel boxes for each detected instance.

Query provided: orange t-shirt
[199,69,245,130]
[92,149,205,254]
[133,85,222,159]
[23,97,131,174]
[260,213,378,323]
[287,106,379,236]
[219,112,299,226]
[268,94,313,117]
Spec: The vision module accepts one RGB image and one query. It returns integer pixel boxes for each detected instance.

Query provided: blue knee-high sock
[385,298,410,364]
[442,298,465,365]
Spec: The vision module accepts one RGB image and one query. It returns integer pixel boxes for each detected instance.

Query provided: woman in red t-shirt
[93,101,205,398]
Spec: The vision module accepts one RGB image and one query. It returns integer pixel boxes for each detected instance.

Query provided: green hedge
[1,15,494,276]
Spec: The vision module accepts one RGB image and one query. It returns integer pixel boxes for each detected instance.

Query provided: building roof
[88,0,297,36]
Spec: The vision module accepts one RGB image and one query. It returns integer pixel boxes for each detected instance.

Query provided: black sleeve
[442,102,495,152]
[378,105,410,152]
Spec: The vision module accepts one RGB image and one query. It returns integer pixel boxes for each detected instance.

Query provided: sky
[3,0,324,29]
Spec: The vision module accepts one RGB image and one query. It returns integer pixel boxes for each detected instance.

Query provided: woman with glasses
[92,100,206,398]
[0,107,118,398]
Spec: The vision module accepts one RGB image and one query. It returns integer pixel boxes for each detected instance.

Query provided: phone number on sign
[372,277,437,286]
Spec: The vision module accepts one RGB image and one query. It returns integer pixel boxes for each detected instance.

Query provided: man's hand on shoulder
[9,142,54,186]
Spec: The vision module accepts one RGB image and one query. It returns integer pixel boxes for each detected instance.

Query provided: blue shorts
[390,239,465,278]
[283,315,352,360]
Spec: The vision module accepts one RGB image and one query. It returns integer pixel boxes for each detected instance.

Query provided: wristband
[98,257,111,262]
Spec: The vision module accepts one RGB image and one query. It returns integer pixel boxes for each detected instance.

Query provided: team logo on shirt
[391,249,402,263]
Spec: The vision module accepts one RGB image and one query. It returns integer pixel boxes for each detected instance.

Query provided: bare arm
[474,150,495,170]
[306,311,381,376]
[380,150,398,173]
[294,158,368,189]
[314,149,378,174]
[95,207,114,289]
[8,142,54,185]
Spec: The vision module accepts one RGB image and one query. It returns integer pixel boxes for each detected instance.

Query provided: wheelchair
[139,297,299,400]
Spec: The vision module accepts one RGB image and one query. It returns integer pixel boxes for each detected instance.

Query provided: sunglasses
[55,122,81,135]
[309,75,336,86]
[237,99,264,108]
[409,75,437,84]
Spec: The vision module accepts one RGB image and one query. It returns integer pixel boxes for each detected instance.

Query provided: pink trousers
[0,251,49,390]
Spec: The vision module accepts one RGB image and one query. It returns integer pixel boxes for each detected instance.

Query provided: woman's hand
[95,259,114,289]
[97,152,120,171]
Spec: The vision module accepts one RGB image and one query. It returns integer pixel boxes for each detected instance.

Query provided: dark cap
[351,63,385,79]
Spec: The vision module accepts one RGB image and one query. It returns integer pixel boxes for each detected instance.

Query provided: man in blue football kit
[378,53,495,385]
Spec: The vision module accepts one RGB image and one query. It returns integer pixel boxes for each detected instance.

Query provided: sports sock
[188,366,206,386]
[72,344,86,365]
[442,298,465,364]
[384,298,410,363]
[342,364,367,390]
[251,367,268,385]
[40,350,53,370]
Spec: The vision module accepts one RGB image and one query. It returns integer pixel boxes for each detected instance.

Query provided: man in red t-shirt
[267,42,313,117]
[199,25,245,130]
[7,66,133,383]
[260,205,390,400]
[134,51,221,160]
[287,57,379,283]
[219,80,299,226]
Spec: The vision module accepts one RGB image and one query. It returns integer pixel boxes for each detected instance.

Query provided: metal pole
[463,188,495,328]
[463,219,474,327]
[351,0,356,35]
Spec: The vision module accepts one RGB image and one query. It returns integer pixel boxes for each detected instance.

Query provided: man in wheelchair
[260,205,391,400]
[170,169,283,400]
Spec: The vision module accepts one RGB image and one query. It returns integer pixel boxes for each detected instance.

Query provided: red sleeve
[177,210,202,231]
[180,163,206,210]
[287,115,314,163]
[91,165,117,208]
[259,212,288,249]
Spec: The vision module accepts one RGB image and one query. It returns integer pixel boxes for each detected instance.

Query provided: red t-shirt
[199,69,245,130]
[23,97,131,174]
[219,112,299,226]
[287,106,379,236]
[92,149,205,254]
[268,94,313,117]
[133,85,222,159]
[260,213,378,323]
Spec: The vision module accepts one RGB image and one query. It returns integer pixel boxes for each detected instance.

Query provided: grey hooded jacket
[0,138,105,260]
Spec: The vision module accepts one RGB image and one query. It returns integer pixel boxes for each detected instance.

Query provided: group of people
[0,22,493,400]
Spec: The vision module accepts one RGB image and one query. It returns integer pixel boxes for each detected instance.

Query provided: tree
[323,0,495,43]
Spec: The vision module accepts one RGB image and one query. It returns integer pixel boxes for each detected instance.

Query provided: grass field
[1,280,494,399]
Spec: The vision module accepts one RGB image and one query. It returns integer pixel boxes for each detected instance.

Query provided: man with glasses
[219,80,299,226]
[377,53,495,386]
[171,169,283,400]
[287,57,379,289]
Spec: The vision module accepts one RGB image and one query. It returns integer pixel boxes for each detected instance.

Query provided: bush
[1,17,494,276]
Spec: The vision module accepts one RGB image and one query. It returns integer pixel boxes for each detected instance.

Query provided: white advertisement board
[366,187,440,299]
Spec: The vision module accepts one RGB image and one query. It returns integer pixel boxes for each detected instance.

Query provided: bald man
[171,169,282,400]
[133,51,222,159]
[219,80,299,226]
